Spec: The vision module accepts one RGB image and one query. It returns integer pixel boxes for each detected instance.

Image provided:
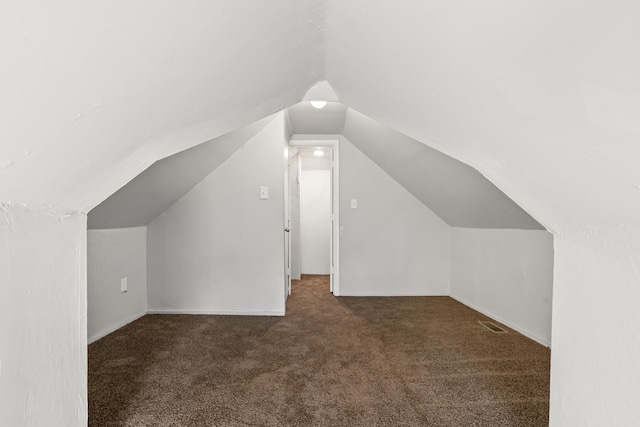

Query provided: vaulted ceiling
[88,116,270,229]
[342,109,543,229]
[89,104,543,230]
[1,1,324,211]
[4,1,640,235]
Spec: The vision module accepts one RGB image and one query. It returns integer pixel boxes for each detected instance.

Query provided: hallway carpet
[89,275,550,426]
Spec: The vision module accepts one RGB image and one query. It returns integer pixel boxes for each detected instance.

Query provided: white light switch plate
[351,199,358,209]
[121,277,128,293]
[259,186,269,200]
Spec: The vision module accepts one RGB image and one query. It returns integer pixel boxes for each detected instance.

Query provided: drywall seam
[147,310,285,316]
[450,295,550,347]
[88,311,146,344]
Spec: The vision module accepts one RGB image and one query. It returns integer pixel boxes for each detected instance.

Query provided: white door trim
[289,138,340,296]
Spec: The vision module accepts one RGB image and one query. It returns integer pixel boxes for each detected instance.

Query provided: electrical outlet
[120,277,128,293]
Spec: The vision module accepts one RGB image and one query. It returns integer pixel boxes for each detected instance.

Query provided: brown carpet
[89,275,550,426]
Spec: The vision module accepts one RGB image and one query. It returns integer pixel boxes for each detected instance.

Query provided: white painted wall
[343,109,543,229]
[0,204,86,426]
[300,170,331,274]
[88,118,269,229]
[450,228,554,346]
[339,138,451,295]
[147,114,286,315]
[301,156,332,171]
[551,228,640,427]
[87,227,147,343]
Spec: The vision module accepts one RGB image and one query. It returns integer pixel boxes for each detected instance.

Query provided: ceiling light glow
[310,100,327,109]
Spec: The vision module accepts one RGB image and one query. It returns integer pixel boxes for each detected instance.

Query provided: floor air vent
[479,321,507,333]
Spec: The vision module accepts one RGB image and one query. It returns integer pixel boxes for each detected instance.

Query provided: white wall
[343,109,543,230]
[551,228,640,427]
[0,205,87,426]
[87,227,147,343]
[302,156,332,171]
[88,118,269,229]
[300,170,331,274]
[147,114,286,315]
[450,228,554,346]
[339,138,451,295]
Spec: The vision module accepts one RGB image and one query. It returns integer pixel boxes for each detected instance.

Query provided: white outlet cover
[351,199,358,209]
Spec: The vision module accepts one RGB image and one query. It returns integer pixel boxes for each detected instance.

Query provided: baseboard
[147,309,285,316]
[450,295,551,348]
[89,308,285,344]
[339,292,449,297]
[88,311,147,344]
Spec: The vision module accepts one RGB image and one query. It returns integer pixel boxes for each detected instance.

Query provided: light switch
[259,186,269,200]
[351,199,358,209]
[120,277,128,293]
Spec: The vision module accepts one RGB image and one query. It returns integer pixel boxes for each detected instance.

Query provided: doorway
[285,139,340,298]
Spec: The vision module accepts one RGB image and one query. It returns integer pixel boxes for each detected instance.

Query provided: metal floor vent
[479,321,507,333]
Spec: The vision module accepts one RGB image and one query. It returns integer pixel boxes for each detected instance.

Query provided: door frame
[288,138,340,296]
[284,143,292,301]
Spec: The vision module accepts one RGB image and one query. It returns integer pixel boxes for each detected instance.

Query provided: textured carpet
[89,275,550,426]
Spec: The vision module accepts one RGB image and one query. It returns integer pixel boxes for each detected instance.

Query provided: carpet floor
[89,275,550,426]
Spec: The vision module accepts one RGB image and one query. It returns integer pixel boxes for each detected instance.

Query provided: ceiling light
[310,100,327,109]
[313,149,324,157]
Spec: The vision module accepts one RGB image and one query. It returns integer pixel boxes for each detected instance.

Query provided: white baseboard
[88,308,284,344]
[338,292,449,297]
[450,295,551,348]
[147,309,285,316]
[88,311,147,344]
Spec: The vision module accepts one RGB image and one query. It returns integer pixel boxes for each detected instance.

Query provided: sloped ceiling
[343,109,543,229]
[87,116,270,229]
[89,103,542,230]
[3,1,640,234]
[288,102,348,134]
[324,0,640,233]
[0,1,324,212]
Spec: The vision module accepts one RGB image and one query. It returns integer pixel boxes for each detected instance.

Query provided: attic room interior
[1,1,639,426]
[85,101,554,425]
